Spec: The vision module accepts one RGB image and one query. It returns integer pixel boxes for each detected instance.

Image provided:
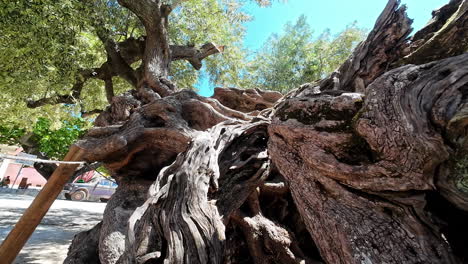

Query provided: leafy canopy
[0,0,98,127]
[238,16,366,92]
[0,117,89,160]
[0,0,255,127]
[0,0,364,153]
[31,117,88,159]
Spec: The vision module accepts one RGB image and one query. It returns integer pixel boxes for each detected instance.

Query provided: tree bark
[64,0,468,263]
[117,0,173,97]
[34,161,101,182]
[269,54,468,263]
[400,0,468,65]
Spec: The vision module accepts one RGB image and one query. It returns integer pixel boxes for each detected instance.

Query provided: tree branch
[35,161,102,181]
[118,37,145,65]
[104,78,114,103]
[26,69,97,108]
[171,42,224,70]
[315,0,412,93]
[120,37,223,70]
[95,26,138,87]
[400,0,468,65]
[82,109,104,117]
[26,38,222,108]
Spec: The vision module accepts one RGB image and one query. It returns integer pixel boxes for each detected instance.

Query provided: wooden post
[0,145,85,264]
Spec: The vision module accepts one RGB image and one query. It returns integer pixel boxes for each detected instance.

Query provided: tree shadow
[0,194,105,263]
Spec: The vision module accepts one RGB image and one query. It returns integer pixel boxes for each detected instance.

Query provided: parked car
[63,177,118,202]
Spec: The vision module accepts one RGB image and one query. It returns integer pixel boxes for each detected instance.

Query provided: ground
[0,193,106,263]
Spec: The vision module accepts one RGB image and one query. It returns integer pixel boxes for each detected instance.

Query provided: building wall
[1,163,47,189]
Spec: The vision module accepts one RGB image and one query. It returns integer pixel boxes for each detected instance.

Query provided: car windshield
[99,180,111,186]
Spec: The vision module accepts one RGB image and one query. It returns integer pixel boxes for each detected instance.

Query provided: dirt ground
[0,193,106,263]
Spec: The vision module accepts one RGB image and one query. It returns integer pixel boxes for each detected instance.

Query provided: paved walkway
[0,193,106,263]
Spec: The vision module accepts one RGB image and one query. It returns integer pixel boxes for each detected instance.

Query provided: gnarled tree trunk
[65,0,468,263]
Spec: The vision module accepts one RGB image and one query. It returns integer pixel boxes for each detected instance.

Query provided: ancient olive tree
[0,0,255,126]
[11,0,468,263]
[1,0,257,178]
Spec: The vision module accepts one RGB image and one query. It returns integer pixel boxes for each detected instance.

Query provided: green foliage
[0,0,106,125]
[0,116,90,159]
[31,117,89,159]
[0,0,256,122]
[169,0,251,88]
[0,126,26,146]
[240,17,366,92]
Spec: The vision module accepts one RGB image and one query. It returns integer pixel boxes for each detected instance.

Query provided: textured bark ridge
[269,54,468,263]
[316,0,412,93]
[212,87,283,113]
[401,0,468,65]
[66,0,468,263]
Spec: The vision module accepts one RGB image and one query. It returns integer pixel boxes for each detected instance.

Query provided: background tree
[0,116,93,180]
[0,117,88,159]
[241,16,366,92]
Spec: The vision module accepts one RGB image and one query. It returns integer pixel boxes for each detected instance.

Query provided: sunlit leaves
[0,0,106,125]
[0,116,90,159]
[241,16,366,92]
[0,126,25,146]
[0,0,252,124]
[31,117,89,159]
[168,0,250,88]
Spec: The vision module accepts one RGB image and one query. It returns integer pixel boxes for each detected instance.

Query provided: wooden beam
[0,145,85,264]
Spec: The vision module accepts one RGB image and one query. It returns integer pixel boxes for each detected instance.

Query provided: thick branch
[82,109,104,117]
[120,37,222,69]
[320,0,412,92]
[26,69,96,108]
[26,39,221,108]
[171,43,224,70]
[292,0,412,96]
[212,87,282,113]
[97,29,138,87]
[400,0,468,64]
[118,0,172,98]
[35,161,102,182]
[104,78,114,103]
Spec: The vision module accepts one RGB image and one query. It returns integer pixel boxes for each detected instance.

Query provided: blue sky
[197,0,448,96]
